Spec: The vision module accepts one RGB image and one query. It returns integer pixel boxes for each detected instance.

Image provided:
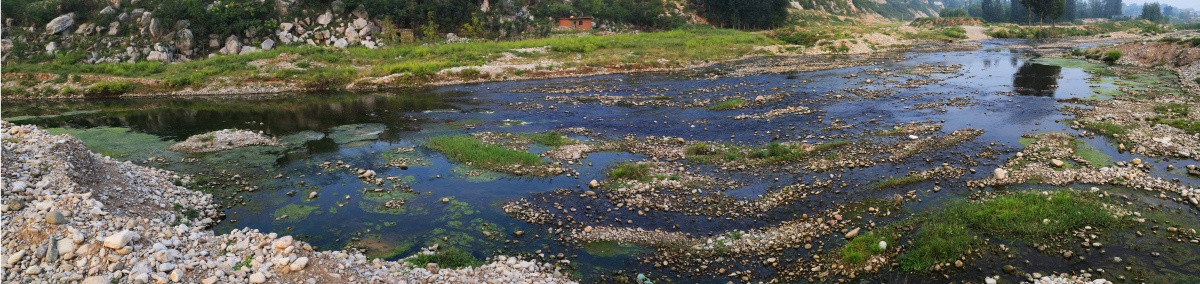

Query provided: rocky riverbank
[0,122,575,283]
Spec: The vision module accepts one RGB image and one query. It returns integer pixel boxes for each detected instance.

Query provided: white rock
[274,236,293,249]
[45,13,76,35]
[82,276,110,284]
[249,272,267,283]
[290,257,309,270]
[103,231,137,249]
[993,168,1008,180]
[318,11,333,25]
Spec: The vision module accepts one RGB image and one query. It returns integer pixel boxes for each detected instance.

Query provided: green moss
[350,237,416,260]
[1071,139,1112,167]
[45,127,176,161]
[707,98,746,110]
[450,166,506,182]
[584,241,648,258]
[271,204,319,222]
[327,123,387,144]
[427,135,544,174]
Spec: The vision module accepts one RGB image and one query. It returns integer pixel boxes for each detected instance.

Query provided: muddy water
[5,41,1198,282]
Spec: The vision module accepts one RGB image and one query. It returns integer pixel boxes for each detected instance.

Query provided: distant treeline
[955,0,1178,24]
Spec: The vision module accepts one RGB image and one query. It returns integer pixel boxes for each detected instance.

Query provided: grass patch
[898,190,1123,271]
[427,135,544,173]
[608,162,652,182]
[841,228,898,264]
[403,248,481,269]
[1080,121,1130,137]
[527,132,576,147]
[707,98,746,111]
[4,27,775,95]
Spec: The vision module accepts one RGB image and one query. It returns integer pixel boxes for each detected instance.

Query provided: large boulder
[221,35,241,55]
[45,13,75,35]
[174,29,195,55]
[317,10,333,26]
[149,18,165,39]
[261,39,275,50]
[137,12,153,31]
[333,38,348,48]
[107,22,120,36]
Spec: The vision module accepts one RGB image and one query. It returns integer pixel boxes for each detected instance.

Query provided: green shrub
[84,81,135,98]
[1102,50,1122,64]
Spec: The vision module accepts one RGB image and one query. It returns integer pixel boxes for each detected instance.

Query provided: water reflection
[1012,62,1062,96]
[6,91,463,140]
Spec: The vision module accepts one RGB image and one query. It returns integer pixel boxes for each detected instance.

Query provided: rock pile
[168,129,281,153]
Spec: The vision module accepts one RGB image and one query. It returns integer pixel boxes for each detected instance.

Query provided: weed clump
[608,162,652,182]
[427,135,544,173]
[403,248,481,269]
[528,132,576,147]
[708,98,746,110]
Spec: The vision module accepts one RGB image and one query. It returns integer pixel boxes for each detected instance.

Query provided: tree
[1011,0,1029,23]
[940,8,969,18]
[1140,2,1163,22]
[982,0,997,21]
[1104,0,1122,18]
[690,0,790,29]
[1063,0,1077,21]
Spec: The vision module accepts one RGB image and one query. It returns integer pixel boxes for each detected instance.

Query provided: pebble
[249,272,267,283]
[844,227,860,239]
[45,211,66,224]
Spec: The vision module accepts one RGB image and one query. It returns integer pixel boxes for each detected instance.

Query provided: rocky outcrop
[14,1,392,64]
[44,13,75,35]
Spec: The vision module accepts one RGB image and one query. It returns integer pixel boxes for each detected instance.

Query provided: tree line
[969,0,1173,24]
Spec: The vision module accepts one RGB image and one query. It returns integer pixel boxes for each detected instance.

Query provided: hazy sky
[1124,0,1200,10]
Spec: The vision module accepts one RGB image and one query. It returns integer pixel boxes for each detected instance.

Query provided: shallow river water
[6,41,1199,282]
